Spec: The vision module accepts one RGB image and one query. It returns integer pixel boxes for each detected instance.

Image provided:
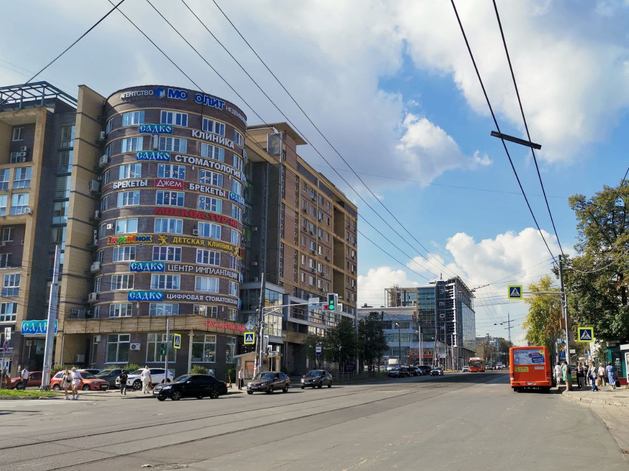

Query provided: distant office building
[386,277,476,369]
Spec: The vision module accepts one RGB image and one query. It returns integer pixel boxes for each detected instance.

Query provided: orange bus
[469,357,486,372]
[509,346,553,392]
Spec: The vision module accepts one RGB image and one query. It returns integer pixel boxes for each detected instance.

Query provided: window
[161,110,188,127]
[202,118,225,136]
[106,333,130,362]
[55,176,71,199]
[196,249,220,266]
[0,302,17,322]
[2,228,14,243]
[115,219,138,234]
[121,110,145,126]
[192,334,216,362]
[194,305,218,317]
[2,274,20,297]
[117,191,140,207]
[195,276,219,293]
[150,274,180,290]
[156,191,184,206]
[149,304,179,316]
[154,218,183,234]
[0,195,7,216]
[10,193,29,215]
[100,196,109,213]
[109,304,132,318]
[231,205,242,221]
[197,222,221,239]
[13,167,31,189]
[12,127,24,141]
[105,118,114,134]
[308,275,314,286]
[111,274,134,290]
[199,196,221,213]
[199,170,223,187]
[0,254,10,268]
[231,180,243,196]
[147,333,176,362]
[159,137,187,153]
[112,246,136,262]
[120,137,143,153]
[59,125,75,148]
[309,259,315,269]
[229,281,238,297]
[153,246,182,262]
[229,256,239,271]
[228,308,238,321]
[230,230,240,245]
[0,169,9,191]
[157,164,186,180]
[200,143,224,161]
[232,154,243,172]
[226,337,236,363]
[53,201,68,224]
[234,129,244,147]
[119,163,142,179]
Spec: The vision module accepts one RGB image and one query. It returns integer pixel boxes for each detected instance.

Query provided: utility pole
[558,255,570,364]
[418,325,422,367]
[40,245,60,391]
[164,317,170,379]
[396,322,401,366]
[255,273,266,376]
[507,311,512,344]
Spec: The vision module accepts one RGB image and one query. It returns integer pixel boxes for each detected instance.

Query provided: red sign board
[206,320,246,332]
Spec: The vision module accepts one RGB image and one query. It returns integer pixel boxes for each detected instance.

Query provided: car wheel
[247,390,253,395]
[210,389,220,399]
[283,385,289,393]
[328,383,332,388]
[312,384,316,388]
[197,396,204,400]
[157,396,166,401]
[52,384,61,391]
[171,391,181,401]
[133,380,142,390]
[16,383,24,390]
[82,385,91,391]
[318,382,323,389]
[300,386,305,389]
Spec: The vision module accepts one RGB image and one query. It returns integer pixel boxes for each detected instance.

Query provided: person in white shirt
[554,363,562,385]
[20,367,29,389]
[238,368,244,390]
[70,367,82,400]
[141,366,152,394]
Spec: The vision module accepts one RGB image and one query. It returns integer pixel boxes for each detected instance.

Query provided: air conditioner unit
[106,223,113,230]
[17,156,26,163]
[89,180,100,193]
[252,277,259,282]
[325,256,330,261]
[74,354,85,363]
[19,146,27,152]
[90,261,101,273]
[24,207,33,215]
[88,292,98,303]
[130,343,141,351]
[302,208,307,212]
[251,261,258,266]
[251,226,258,232]
[17,152,27,158]
[98,154,109,168]
[94,210,101,220]
[99,131,106,141]
[192,229,199,236]
[94,335,101,343]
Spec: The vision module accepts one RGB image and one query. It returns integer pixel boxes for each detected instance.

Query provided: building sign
[120,89,155,100]
[165,264,238,279]
[137,151,170,161]
[139,124,173,134]
[130,262,165,272]
[206,320,246,332]
[153,207,240,229]
[112,179,149,190]
[226,105,247,125]
[165,292,238,305]
[128,291,164,302]
[173,154,241,180]
[229,191,245,207]
[192,93,226,110]
[188,183,226,197]
[155,179,184,190]
[107,234,153,246]
[158,235,241,257]
[191,129,235,150]
[21,320,58,336]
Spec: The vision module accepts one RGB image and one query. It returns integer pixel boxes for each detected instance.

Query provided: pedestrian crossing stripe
[244,331,255,345]
[578,327,593,342]
[508,285,523,299]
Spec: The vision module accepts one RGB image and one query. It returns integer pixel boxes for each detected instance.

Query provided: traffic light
[326,293,337,312]
[160,343,167,356]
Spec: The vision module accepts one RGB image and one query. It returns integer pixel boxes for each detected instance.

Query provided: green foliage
[190,365,208,375]
[357,312,388,369]
[305,333,325,366]
[107,363,141,373]
[523,275,562,349]
[0,389,57,397]
[51,365,73,376]
[225,363,236,382]
[322,317,357,369]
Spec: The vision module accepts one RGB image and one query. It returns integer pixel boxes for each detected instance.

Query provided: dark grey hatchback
[247,372,290,394]
[300,370,333,389]
[154,374,228,401]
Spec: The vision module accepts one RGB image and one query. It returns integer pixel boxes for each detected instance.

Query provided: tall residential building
[385,277,476,369]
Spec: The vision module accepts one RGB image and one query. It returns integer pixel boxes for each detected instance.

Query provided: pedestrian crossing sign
[244,331,255,345]
[578,327,594,342]
[508,285,523,299]
[173,334,182,350]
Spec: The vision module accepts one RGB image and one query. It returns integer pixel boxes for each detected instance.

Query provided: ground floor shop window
[192,334,216,362]
[106,334,130,363]
[147,333,176,362]
[225,337,236,363]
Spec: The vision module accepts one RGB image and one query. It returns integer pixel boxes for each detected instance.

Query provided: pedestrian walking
[562,362,572,391]
[20,366,29,389]
[70,367,82,400]
[598,364,606,387]
[554,363,562,385]
[588,362,598,392]
[141,366,152,394]
[61,369,72,399]
[119,370,128,395]
[238,368,244,390]
[577,362,586,389]
[606,362,618,390]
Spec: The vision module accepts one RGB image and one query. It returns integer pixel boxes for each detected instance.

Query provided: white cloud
[357,267,420,308]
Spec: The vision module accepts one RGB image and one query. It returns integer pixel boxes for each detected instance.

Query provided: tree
[357,312,388,371]
[522,275,562,350]
[304,333,325,368]
[323,317,357,371]
[563,183,629,341]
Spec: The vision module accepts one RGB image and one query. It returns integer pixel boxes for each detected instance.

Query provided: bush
[51,365,73,376]
[225,363,236,382]
[190,365,208,375]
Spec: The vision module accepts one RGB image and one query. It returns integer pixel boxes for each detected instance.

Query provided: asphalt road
[1,372,626,470]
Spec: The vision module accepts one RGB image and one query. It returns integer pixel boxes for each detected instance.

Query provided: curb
[0,396,61,400]
[562,390,628,407]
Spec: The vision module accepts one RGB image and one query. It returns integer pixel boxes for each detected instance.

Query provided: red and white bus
[469,357,486,372]
[509,346,553,392]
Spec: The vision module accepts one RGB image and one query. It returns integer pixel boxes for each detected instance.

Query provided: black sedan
[247,372,290,394]
[154,374,228,401]
[301,370,333,389]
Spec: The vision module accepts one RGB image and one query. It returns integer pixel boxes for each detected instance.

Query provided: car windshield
[96,370,117,377]
[80,372,96,379]
[173,375,191,383]
[130,369,143,375]
[306,370,323,377]
[254,372,275,380]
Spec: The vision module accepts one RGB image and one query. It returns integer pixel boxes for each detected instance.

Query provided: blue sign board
[508,285,523,299]
[129,262,165,272]
[128,291,164,302]
[136,151,170,161]
[315,344,322,356]
[578,327,594,342]
[21,320,58,336]
[138,124,173,134]
[228,191,245,207]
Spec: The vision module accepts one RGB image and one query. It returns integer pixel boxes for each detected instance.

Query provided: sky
[1,0,628,345]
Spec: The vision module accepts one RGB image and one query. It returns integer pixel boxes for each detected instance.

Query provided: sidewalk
[562,385,629,407]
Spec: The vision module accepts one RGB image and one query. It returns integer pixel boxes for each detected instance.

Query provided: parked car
[417,365,432,376]
[81,369,101,375]
[430,367,444,376]
[8,371,42,389]
[50,371,109,391]
[115,368,174,390]
[247,371,290,394]
[388,367,409,378]
[408,366,421,376]
[154,374,228,401]
[301,370,333,389]
[95,369,124,388]
[461,366,470,372]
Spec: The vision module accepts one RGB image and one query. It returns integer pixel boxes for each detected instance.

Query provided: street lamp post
[395,322,401,366]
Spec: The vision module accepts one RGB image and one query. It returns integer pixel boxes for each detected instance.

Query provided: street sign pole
[164,318,170,380]
[40,245,60,391]
[558,255,570,363]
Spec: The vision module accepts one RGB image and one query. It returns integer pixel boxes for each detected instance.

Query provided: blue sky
[1,0,628,343]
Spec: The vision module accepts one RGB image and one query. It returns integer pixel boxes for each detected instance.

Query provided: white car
[115,368,174,390]
[461,366,470,372]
